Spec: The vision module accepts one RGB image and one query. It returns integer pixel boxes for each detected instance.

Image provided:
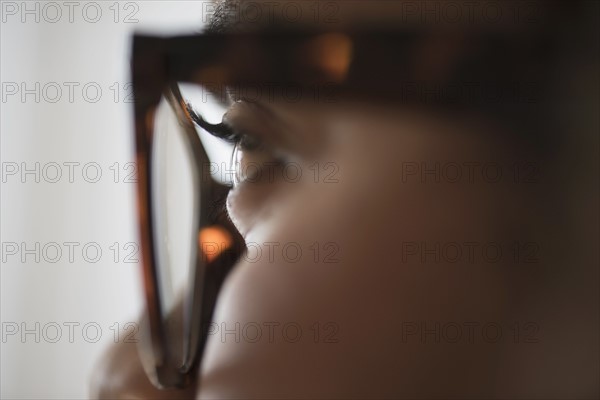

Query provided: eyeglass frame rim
[131,34,234,389]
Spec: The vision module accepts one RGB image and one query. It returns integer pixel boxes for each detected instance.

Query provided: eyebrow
[206,0,305,33]
[206,0,240,33]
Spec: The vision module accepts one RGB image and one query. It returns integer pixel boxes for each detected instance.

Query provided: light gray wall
[1,2,210,398]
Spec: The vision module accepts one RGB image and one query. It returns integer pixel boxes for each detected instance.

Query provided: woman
[93,1,599,398]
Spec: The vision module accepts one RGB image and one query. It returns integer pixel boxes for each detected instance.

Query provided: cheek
[226,159,330,240]
[225,170,287,238]
[226,184,262,239]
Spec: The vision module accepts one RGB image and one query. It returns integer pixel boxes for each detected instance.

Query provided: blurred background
[1,2,214,398]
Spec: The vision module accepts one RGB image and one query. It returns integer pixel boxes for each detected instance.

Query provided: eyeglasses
[130,30,401,389]
[130,27,549,389]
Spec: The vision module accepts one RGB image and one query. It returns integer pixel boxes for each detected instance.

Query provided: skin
[92,1,599,398]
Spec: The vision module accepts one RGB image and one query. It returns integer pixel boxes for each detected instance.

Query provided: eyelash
[185,102,262,151]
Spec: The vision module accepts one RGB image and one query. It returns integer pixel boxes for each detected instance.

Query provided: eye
[185,101,238,144]
[186,102,289,187]
[231,136,291,187]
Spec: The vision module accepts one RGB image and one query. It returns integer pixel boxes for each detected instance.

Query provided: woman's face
[196,3,598,397]
[201,97,569,397]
